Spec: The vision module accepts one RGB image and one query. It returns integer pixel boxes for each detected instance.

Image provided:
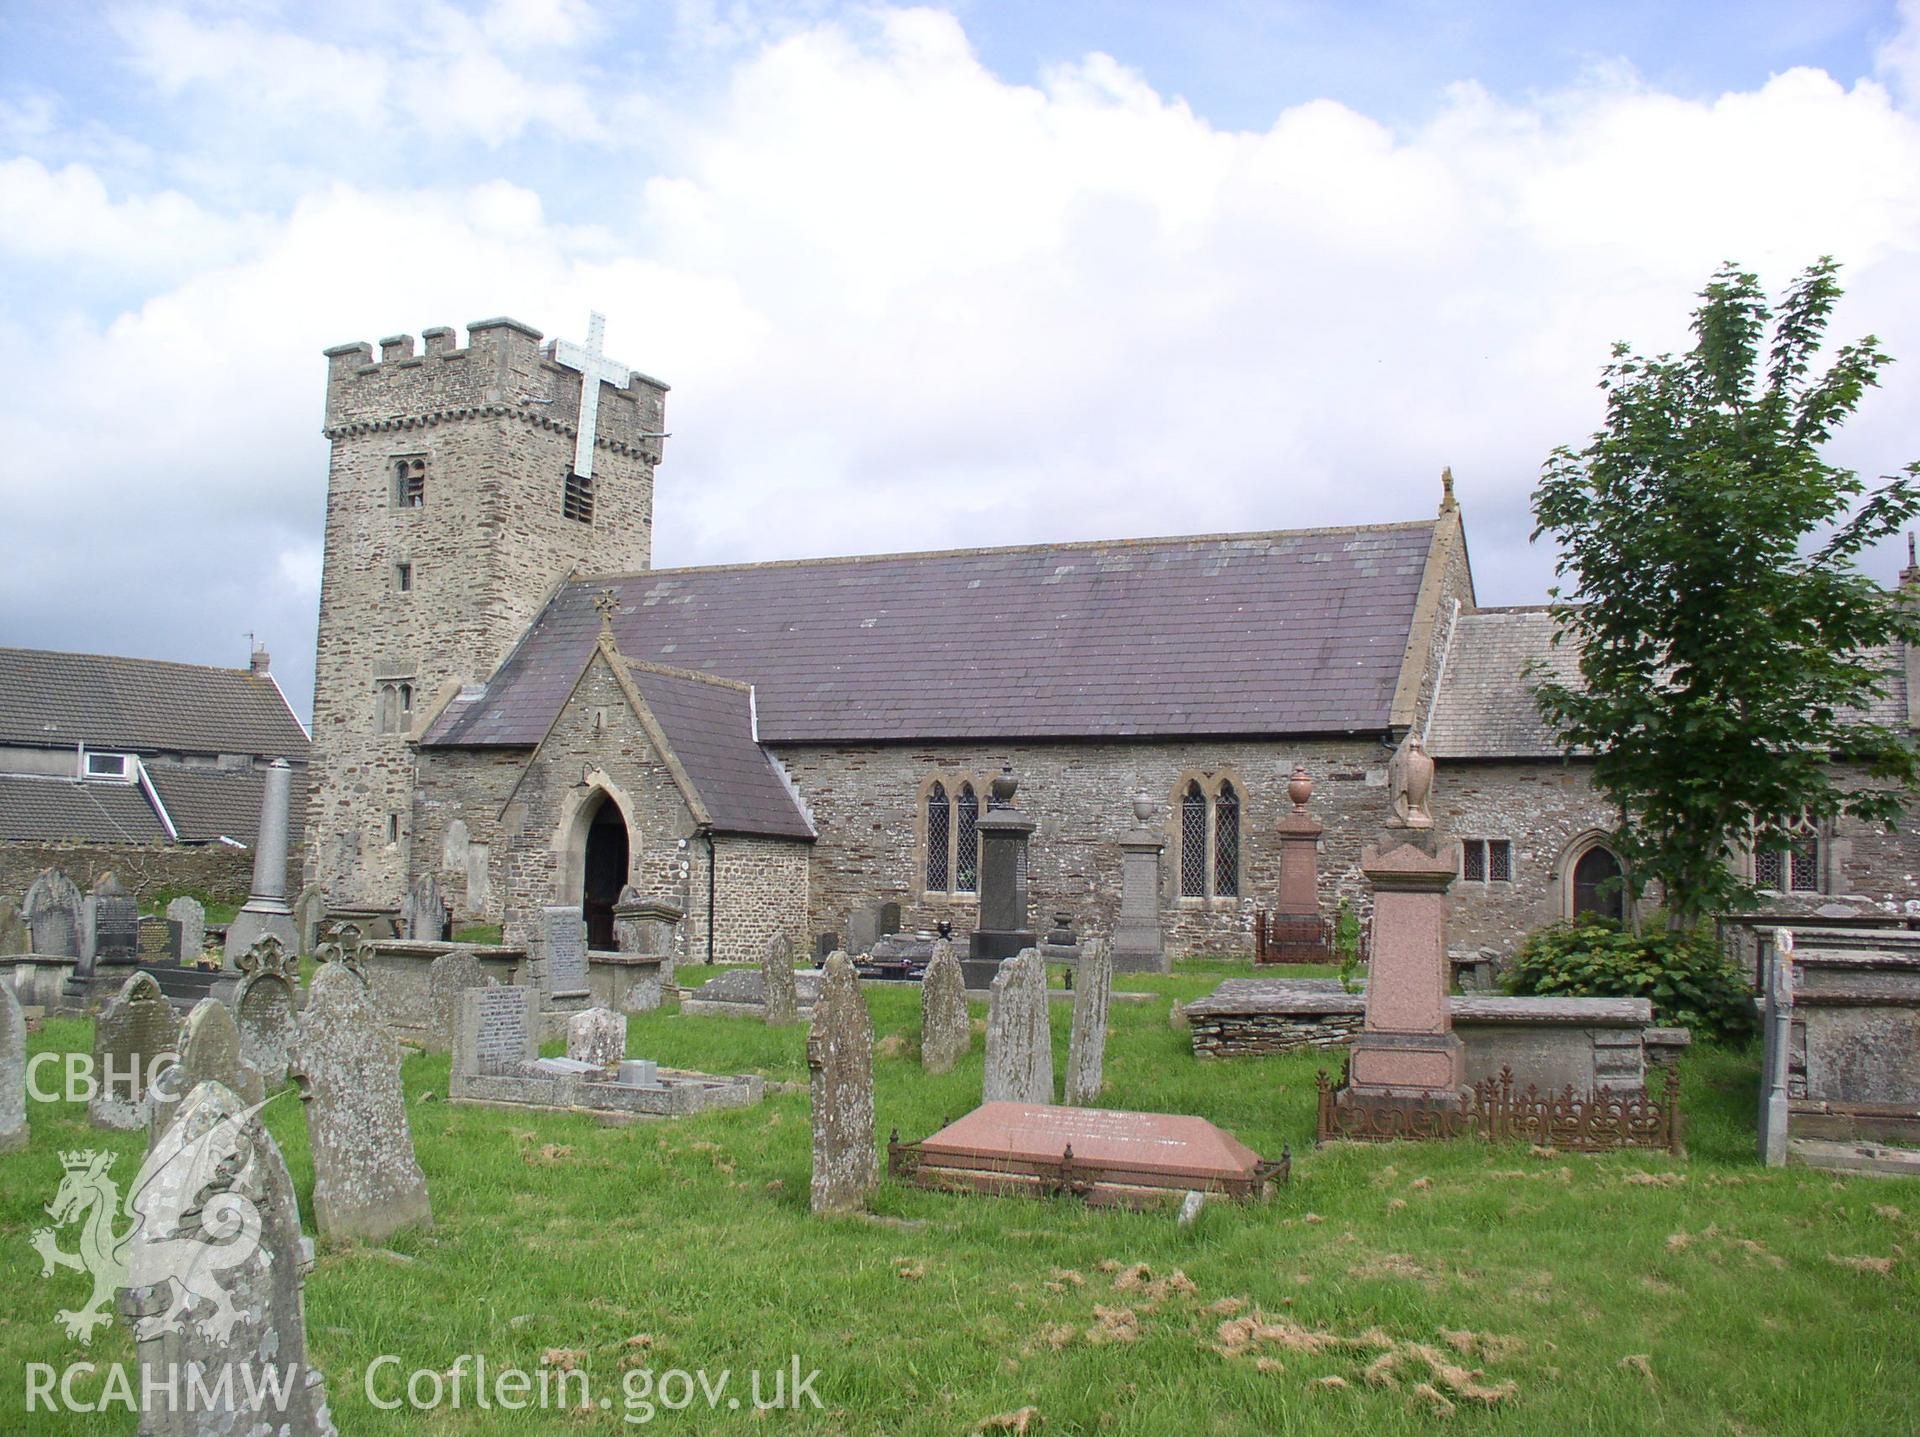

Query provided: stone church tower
[306,317,668,904]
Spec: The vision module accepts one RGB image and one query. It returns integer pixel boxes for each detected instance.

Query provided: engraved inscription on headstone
[137,918,182,963]
[471,986,536,1076]
[543,906,590,996]
[90,873,139,964]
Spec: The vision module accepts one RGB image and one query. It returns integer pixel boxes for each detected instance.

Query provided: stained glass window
[1180,781,1208,898]
[1754,847,1785,890]
[955,783,979,894]
[1789,832,1819,892]
[1213,780,1240,897]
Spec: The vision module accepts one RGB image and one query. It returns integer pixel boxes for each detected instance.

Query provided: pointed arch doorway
[582,798,630,949]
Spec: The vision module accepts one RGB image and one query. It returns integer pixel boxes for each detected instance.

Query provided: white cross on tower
[550,312,631,481]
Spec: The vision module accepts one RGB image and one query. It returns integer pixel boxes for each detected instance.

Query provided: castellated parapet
[306,316,667,908]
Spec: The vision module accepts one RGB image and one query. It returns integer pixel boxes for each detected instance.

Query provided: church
[303,316,1920,965]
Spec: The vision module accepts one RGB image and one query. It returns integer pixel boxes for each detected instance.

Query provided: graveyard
[0,950,1914,1436]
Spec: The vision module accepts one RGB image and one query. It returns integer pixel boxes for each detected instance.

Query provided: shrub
[1505,916,1754,1041]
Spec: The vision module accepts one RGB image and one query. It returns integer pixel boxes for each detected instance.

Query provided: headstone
[425,948,488,1053]
[457,985,538,1078]
[1113,796,1168,974]
[763,932,799,1026]
[289,961,433,1240]
[148,999,264,1144]
[879,902,903,936]
[137,917,181,964]
[0,982,25,1152]
[1342,838,1464,1102]
[0,897,27,956]
[807,952,877,1214]
[541,905,590,996]
[567,1006,627,1069]
[967,775,1038,986]
[983,949,1053,1105]
[1760,929,1794,1167]
[1063,937,1113,1106]
[294,884,326,957]
[920,938,970,1074]
[613,887,683,957]
[405,871,447,941]
[224,757,298,965]
[1177,1191,1206,1227]
[233,935,301,1088]
[121,1079,339,1437]
[846,906,880,958]
[165,896,207,961]
[87,872,140,966]
[89,971,180,1130]
[1274,767,1322,915]
[24,867,82,957]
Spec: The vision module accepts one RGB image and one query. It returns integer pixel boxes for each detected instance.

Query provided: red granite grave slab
[892,1102,1285,1208]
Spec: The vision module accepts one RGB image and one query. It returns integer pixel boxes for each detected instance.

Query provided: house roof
[425,522,1439,748]
[1426,607,1914,759]
[145,763,309,846]
[0,648,309,758]
[0,774,168,844]
[622,661,814,840]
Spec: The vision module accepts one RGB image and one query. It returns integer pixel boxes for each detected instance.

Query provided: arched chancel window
[925,782,950,892]
[1572,845,1624,922]
[1180,782,1209,898]
[1213,781,1240,897]
[955,783,979,894]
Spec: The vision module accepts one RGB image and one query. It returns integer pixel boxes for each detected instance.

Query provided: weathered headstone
[983,949,1053,1105]
[405,871,447,942]
[86,871,140,966]
[807,952,877,1215]
[456,984,538,1077]
[122,1079,339,1436]
[289,961,433,1240]
[233,935,301,1088]
[25,868,82,957]
[1113,795,1168,974]
[920,938,970,1074]
[425,947,488,1053]
[1063,937,1113,1106]
[613,887,683,957]
[89,971,180,1130]
[225,756,299,965]
[0,982,25,1152]
[165,896,207,961]
[846,906,881,958]
[294,884,326,957]
[0,897,27,956]
[1760,929,1794,1167]
[541,905,590,997]
[567,1006,627,1069]
[148,998,264,1144]
[763,932,799,1026]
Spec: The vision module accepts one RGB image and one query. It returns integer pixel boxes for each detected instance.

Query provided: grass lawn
[2,960,1915,1434]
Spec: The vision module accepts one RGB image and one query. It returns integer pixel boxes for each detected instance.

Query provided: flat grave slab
[890,1101,1285,1209]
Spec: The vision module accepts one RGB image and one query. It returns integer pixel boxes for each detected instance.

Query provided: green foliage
[452,922,503,944]
[1333,898,1364,992]
[1506,916,1755,1040]
[1531,258,1920,925]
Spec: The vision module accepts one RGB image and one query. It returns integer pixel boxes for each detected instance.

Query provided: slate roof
[623,662,814,840]
[146,763,309,845]
[426,523,1438,748]
[0,648,309,758]
[1426,607,1914,759]
[0,774,168,844]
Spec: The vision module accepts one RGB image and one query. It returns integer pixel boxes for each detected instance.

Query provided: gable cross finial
[1440,466,1456,512]
[594,588,619,633]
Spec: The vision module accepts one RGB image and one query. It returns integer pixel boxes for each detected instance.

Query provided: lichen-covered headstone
[405,872,447,942]
[121,1079,339,1437]
[0,897,26,957]
[1063,937,1113,1106]
[763,931,798,1026]
[920,939,970,1074]
[0,982,26,1152]
[294,884,326,957]
[90,971,180,1131]
[288,961,432,1241]
[983,949,1052,1105]
[807,952,876,1215]
[164,897,206,962]
[567,1006,626,1070]
[233,935,300,1088]
[425,947,487,1053]
[149,999,264,1144]
[24,867,81,957]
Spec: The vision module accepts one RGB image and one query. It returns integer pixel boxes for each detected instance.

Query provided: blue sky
[2,0,1918,721]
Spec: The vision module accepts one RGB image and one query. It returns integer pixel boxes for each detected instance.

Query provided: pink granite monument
[1274,766,1322,916]
[1342,837,1464,1102]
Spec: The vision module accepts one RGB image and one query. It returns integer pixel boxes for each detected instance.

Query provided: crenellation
[380,334,417,362]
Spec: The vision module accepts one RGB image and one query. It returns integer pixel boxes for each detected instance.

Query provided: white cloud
[0,158,260,276]
[1878,0,1920,104]
[5,4,1920,723]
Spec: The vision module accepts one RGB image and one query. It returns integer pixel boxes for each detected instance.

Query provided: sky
[2,0,1919,725]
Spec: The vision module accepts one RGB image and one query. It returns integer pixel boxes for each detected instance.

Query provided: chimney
[250,644,271,677]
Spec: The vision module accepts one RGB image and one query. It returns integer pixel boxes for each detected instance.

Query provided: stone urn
[1287,765,1313,809]
[1132,793,1155,823]
[990,773,1019,808]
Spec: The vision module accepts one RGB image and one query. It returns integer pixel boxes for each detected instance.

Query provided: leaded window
[1461,838,1513,884]
[955,783,979,894]
[926,782,950,892]
[1213,780,1240,896]
[1180,781,1209,898]
[1755,818,1820,893]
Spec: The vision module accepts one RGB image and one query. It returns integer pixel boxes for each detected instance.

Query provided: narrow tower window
[392,455,427,508]
[563,469,594,523]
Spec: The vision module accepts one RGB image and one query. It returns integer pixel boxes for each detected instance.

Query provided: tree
[1531,258,1920,927]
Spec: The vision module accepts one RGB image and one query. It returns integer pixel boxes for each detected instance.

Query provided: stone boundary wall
[0,841,280,908]
[1190,1008,1364,1058]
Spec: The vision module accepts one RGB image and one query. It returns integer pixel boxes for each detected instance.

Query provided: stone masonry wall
[306,318,666,909]
[681,836,811,964]
[0,841,267,909]
[772,736,1400,957]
